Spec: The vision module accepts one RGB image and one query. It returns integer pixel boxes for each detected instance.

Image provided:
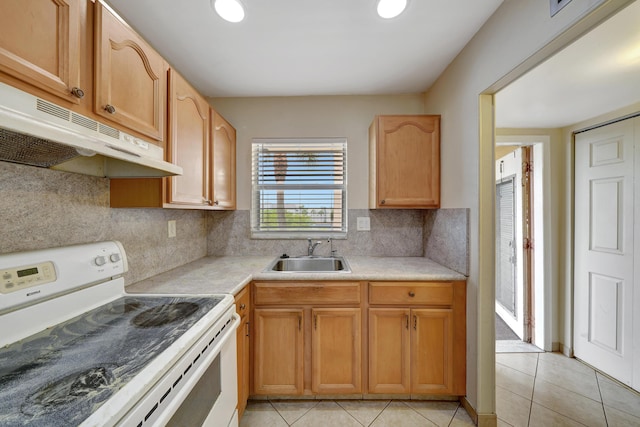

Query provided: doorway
[494,141,545,352]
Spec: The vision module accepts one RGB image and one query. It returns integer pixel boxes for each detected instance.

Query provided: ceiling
[105,0,503,98]
[495,0,640,128]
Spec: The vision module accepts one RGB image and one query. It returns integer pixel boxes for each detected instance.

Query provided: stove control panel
[1,261,56,294]
[0,241,128,313]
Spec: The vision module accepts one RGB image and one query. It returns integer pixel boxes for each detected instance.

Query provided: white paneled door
[574,117,637,389]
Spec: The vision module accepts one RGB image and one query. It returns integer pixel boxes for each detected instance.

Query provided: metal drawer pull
[104,104,116,114]
[240,303,246,310]
[405,314,409,329]
[408,291,415,297]
[413,315,417,330]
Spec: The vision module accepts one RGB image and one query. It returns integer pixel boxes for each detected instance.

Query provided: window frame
[250,137,348,239]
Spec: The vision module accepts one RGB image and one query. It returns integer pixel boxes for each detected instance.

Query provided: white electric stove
[0,241,239,427]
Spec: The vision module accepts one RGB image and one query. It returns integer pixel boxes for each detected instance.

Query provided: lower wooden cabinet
[253,308,304,395]
[368,308,411,393]
[235,286,250,419]
[311,308,361,394]
[252,282,362,396]
[250,280,465,398]
[368,281,465,396]
[369,308,454,394]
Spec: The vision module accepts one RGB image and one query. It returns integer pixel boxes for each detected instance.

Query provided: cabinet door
[211,110,236,209]
[368,308,410,394]
[166,69,209,206]
[311,308,361,394]
[254,309,304,395]
[372,115,440,208]
[0,0,82,103]
[411,308,454,394]
[94,3,166,142]
[235,287,250,419]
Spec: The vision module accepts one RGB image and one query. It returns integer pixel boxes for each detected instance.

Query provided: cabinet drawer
[254,282,360,305]
[235,285,250,319]
[369,282,453,306]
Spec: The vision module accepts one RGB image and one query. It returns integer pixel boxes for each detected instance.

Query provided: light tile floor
[240,398,474,426]
[496,352,640,426]
[240,353,640,426]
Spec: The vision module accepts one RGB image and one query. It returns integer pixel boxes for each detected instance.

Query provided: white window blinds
[251,138,347,238]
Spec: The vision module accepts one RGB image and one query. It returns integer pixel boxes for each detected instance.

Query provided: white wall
[423,0,634,421]
[207,95,425,210]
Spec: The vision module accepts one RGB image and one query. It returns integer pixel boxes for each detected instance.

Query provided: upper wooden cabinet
[211,111,237,209]
[110,99,237,210]
[0,0,85,104]
[94,2,166,144]
[369,115,440,209]
[166,69,210,207]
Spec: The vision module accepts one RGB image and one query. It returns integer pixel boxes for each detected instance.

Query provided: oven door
[167,327,238,427]
[116,310,239,427]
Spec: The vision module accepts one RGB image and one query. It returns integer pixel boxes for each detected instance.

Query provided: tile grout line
[364,399,392,427]
[526,353,540,426]
[334,400,368,427]
[594,374,610,427]
[267,400,293,426]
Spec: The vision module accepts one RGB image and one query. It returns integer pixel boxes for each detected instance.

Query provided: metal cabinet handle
[298,316,302,331]
[203,198,213,205]
[380,199,386,205]
[71,87,85,99]
[240,303,246,310]
[214,200,219,205]
[104,104,116,114]
[413,315,417,330]
[408,291,415,297]
[405,314,409,330]
[245,321,250,337]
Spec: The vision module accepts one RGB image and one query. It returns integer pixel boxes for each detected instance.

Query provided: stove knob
[110,253,121,263]
[94,256,107,266]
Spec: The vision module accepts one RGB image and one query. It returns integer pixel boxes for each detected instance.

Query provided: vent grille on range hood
[0,82,182,178]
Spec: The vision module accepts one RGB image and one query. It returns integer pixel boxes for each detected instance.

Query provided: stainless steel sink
[264,256,351,273]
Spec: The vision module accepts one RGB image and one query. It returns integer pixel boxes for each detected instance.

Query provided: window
[251,138,347,238]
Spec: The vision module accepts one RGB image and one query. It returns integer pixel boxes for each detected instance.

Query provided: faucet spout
[307,238,322,256]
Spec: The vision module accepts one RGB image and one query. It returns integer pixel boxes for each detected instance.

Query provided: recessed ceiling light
[377,0,407,19]
[213,0,245,23]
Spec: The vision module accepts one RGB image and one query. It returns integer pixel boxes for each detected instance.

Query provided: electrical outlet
[168,220,176,238]
[356,217,370,231]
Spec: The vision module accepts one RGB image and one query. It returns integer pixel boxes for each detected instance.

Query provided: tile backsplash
[1,162,469,285]
[0,162,206,285]
[206,209,425,257]
[424,209,470,276]
[206,208,469,276]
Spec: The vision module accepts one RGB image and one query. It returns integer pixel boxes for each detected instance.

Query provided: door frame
[495,136,552,349]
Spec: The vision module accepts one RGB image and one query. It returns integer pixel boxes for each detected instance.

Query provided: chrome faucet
[307,238,322,256]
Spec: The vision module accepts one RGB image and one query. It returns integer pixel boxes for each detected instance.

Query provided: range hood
[0,82,182,178]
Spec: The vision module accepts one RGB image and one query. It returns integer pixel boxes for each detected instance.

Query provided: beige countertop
[126,256,467,296]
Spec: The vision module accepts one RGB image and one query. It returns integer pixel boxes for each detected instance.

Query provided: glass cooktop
[0,295,223,426]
